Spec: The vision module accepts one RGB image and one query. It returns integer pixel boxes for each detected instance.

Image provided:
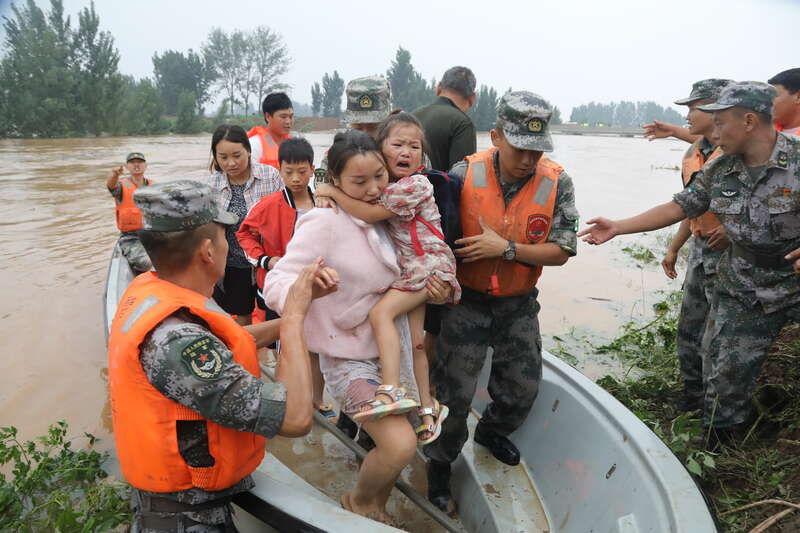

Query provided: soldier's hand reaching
[661,250,678,279]
[454,217,507,262]
[642,121,678,141]
[705,224,730,251]
[577,218,618,245]
[283,258,338,319]
[786,247,800,274]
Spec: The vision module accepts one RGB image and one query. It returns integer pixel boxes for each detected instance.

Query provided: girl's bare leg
[343,414,417,522]
[369,289,429,389]
[408,304,435,440]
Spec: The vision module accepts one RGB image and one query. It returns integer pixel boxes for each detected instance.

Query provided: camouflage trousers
[677,237,722,402]
[424,288,542,464]
[119,232,152,273]
[702,291,800,429]
[131,489,238,532]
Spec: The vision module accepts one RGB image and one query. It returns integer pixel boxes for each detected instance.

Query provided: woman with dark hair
[264,130,452,525]
[207,124,283,325]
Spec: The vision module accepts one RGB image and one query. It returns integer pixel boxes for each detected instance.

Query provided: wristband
[259,255,271,270]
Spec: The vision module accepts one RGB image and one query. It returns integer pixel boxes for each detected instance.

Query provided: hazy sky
[2,0,798,116]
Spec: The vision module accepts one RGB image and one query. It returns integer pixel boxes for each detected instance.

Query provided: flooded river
[0,132,689,525]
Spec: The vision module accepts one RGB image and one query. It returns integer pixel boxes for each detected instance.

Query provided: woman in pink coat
[264,130,450,525]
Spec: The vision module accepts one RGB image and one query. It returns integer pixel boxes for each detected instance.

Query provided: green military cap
[344,75,392,125]
[698,81,777,114]
[126,152,146,162]
[134,180,237,231]
[674,78,733,105]
[496,91,554,152]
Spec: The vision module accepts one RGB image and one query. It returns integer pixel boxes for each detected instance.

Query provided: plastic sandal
[416,399,449,445]
[317,403,337,420]
[352,384,418,423]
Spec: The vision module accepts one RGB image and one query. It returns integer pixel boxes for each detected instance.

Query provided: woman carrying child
[315,112,460,444]
[264,130,451,524]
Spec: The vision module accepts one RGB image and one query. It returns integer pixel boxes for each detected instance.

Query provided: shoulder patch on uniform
[180,336,224,381]
[777,151,788,169]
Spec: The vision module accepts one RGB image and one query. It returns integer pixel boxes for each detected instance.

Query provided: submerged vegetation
[595,241,800,532]
[0,421,130,532]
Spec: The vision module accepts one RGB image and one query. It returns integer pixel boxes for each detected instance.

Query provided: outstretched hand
[705,224,730,251]
[786,247,800,274]
[661,250,678,279]
[454,217,506,263]
[642,121,677,141]
[577,217,618,245]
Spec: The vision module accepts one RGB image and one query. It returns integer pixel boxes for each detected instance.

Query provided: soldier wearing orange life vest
[108,179,330,532]
[247,92,294,169]
[424,92,579,514]
[105,152,153,273]
[661,79,733,412]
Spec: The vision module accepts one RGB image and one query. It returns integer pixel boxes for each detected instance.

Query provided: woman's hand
[426,277,452,304]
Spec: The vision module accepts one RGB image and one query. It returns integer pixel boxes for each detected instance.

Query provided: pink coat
[263,208,400,360]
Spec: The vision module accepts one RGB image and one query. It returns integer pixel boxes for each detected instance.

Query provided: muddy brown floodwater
[0,131,689,529]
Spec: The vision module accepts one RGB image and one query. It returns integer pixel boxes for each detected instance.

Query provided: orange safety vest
[115,177,150,232]
[681,141,722,237]
[247,125,289,169]
[107,272,266,492]
[458,148,560,297]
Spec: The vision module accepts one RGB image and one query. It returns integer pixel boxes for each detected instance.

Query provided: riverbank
[593,281,800,532]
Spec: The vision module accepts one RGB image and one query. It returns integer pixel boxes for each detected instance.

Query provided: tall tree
[112,76,165,135]
[321,71,344,118]
[311,82,322,117]
[152,49,214,115]
[72,2,123,136]
[246,26,290,114]
[551,106,563,125]
[386,47,433,112]
[203,28,236,115]
[468,85,498,131]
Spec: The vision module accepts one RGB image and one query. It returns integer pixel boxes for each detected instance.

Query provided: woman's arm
[315,183,395,223]
[237,205,267,266]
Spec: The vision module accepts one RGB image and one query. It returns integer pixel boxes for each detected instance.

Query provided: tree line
[0,0,678,139]
[305,47,565,133]
[569,101,684,127]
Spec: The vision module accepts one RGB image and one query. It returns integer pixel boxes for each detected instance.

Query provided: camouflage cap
[134,180,237,232]
[126,152,146,162]
[496,91,553,152]
[698,81,777,114]
[344,75,392,125]
[674,78,733,105]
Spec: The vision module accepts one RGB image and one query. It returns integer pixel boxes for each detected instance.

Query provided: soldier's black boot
[674,391,703,413]
[336,413,358,440]
[427,459,455,515]
[474,422,520,466]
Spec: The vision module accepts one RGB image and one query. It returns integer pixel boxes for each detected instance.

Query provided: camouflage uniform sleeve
[672,169,711,219]
[140,314,286,438]
[446,160,468,183]
[546,170,579,256]
[109,183,123,202]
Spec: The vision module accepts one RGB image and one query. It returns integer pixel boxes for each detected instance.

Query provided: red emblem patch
[527,215,550,243]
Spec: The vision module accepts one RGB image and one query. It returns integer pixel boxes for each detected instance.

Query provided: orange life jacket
[681,141,722,237]
[247,125,289,169]
[107,272,266,492]
[458,148,560,297]
[115,177,150,232]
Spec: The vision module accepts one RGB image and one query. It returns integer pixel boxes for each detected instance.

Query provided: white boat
[104,242,717,532]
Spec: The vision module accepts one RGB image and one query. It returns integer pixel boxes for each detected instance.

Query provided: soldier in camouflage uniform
[314,76,393,187]
[424,92,579,513]
[110,180,320,532]
[580,81,800,437]
[106,152,153,273]
[661,79,732,411]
